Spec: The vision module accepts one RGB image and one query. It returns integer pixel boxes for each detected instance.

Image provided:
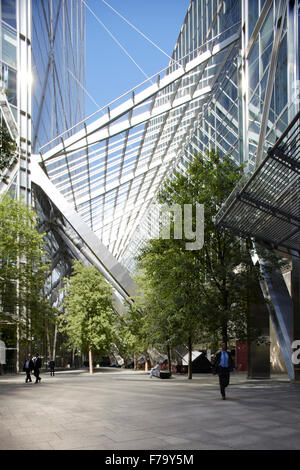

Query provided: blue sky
[85,0,191,117]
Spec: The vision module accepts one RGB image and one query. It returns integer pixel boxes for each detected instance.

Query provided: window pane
[1,0,16,29]
[1,63,17,106]
[2,23,17,68]
[275,35,287,116]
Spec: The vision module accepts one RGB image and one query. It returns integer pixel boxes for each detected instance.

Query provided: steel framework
[36,29,240,266]
[215,111,300,256]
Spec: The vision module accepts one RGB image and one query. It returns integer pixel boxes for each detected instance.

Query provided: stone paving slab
[0,369,300,450]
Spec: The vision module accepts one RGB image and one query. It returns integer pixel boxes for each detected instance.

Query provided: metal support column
[291,256,300,382]
[247,274,271,379]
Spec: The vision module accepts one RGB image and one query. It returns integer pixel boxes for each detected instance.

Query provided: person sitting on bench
[149,361,161,378]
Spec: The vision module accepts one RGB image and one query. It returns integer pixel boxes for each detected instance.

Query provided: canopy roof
[38,26,240,264]
[216,110,300,256]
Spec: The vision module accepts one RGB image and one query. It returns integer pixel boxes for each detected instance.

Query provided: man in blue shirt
[213,342,234,400]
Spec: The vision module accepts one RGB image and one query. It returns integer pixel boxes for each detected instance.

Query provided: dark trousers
[218,367,230,397]
[25,370,32,382]
[34,369,40,382]
[50,368,54,376]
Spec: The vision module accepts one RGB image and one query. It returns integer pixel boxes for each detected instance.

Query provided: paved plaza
[0,369,300,450]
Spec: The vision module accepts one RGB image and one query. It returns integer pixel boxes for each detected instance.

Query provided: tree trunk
[46,326,51,365]
[16,321,20,374]
[89,349,93,374]
[167,343,172,376]
[144,351,148,372]
[133,352,137,370]
[52,320,57,361]
[246,255,251,378]
[72,348,75,368]
[222,323,228,349]
[188,336,192,380]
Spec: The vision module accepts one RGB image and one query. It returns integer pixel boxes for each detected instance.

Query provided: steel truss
[215,111,300,256]
[35,29,240,265]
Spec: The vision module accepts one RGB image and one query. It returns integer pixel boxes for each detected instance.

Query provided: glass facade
[1,0,16,28]
[167,0,299,173]
[0,0,17,115]
[122,0,300,272]
[244,0,291,171]
[31,0,85,152]
[30,0,86,314]
[1,1,86,333]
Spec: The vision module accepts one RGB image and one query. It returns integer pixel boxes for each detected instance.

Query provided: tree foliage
[0,123,17,183]
[114,294,150,368]
[60,261,116,372]
[154,151,254,343]
[136,151,273,360]
[0,194,50,349]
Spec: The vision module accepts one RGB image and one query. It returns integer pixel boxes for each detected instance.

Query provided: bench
[160,371,171,379]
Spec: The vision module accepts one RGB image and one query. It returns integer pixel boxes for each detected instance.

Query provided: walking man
[23,354,34,383]
[49,359,55,376]
[33,352,42,383]
[213,342,234,400]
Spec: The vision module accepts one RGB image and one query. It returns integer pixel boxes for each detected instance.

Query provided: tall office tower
[0,0,31,202]
[29,0,86,318]
[0,0,86,368]
[31,0,86,153]
[0,0,85,199]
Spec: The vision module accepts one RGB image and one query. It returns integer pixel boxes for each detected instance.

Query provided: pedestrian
[49,359,55,376]
[33,352,42,383]
[149,361,161,378]
[23,354,34,383]
[212,342,234,400]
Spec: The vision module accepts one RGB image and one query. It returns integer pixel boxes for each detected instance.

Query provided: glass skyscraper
[0,0,86,369]
[0,0,85,196]
[31,0,85,152]
[123,0,300,273]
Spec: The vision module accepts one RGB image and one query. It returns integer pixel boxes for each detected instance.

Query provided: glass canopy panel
[40,24,240,262]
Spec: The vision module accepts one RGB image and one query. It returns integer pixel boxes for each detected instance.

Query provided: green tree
[137,238,207,379]
[60,261,116,374]
[115,297,150,370]
[0,194,50,366]
[116,267,181,373]
[137,151,273,378]
[0,123,17,183]
[156,150,250,346]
